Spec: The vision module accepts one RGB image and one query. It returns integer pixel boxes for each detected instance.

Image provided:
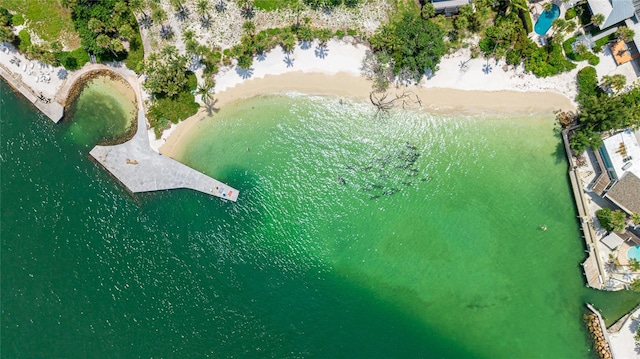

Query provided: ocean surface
[2,78,640,358]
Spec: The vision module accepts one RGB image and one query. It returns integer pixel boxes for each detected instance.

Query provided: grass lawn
[254,0,298,11]
[3,0,80,48]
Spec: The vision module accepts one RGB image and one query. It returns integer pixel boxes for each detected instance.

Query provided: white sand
[160,38,578,157]
[0,42,67,102]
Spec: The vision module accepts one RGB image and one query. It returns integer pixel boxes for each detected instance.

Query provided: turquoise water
[534,4,560,35]
[3,81,640,358]
[629,246,640,261]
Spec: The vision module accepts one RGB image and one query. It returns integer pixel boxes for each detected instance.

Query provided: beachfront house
[587,0,636,30]
[597,129,640,215]
[586,0,640,66]
[431,0,472,16]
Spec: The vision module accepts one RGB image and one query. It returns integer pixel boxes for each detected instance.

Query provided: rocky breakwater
[584,312,613,359]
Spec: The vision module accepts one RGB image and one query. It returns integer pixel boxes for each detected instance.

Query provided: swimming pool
[628,245,640,261]
[534,4,560,35]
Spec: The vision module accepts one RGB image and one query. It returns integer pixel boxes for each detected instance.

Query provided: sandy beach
[160,39,576,158]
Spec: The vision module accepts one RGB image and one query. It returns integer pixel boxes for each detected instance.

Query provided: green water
[2,81,640,358]
[65,76,136,147]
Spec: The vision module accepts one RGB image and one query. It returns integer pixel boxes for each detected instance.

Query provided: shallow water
[64,75,136,147]
[2,82,639,358]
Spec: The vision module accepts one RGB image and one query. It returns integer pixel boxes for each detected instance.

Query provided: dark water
[2,80,639,358]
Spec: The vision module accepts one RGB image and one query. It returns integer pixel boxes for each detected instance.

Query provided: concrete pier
[90,109,238,201]
[88,72,238,201]
[1,54,239,201]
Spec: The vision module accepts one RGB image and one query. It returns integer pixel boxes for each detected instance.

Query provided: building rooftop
[588,0,635,29]
[606,172,640,214]
[601,231,625,249]
[601,129,640,180]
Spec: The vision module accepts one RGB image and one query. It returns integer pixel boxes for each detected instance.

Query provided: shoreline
[160,70,576,158]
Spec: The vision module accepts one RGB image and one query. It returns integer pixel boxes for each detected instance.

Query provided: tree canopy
[369,11,446,81]
[140,46,190,97]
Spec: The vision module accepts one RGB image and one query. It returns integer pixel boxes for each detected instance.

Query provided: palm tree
[215,0,227,13]
[130,0,153,28]
[242,20,256,37]
[159,24,174,40]
[196,0,211,27]
[421,3,436,19]
[591,13,605,28]
[87,18,104,34]
[543,2,553,12]
[118,24,135,41]
[238,0,255,19]
[152,7,167,24]
[601,74,627,93]
[292,0,305,26]
[616,26,635,43]
[632,212,640,226]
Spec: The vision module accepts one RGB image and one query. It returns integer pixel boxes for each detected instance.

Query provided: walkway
[89,106,238,201]
[80,65,239,201]
[1,56,239,201]
[563,129,607,289]
[608,305,640,359]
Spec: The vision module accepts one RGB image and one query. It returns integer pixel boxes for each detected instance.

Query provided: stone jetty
[585,304,614,359]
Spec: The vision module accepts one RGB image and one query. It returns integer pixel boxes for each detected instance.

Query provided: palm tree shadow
[236,66,254,79]
[204,98,220,116]
[256,52,266,62]
[314,45,329,59]
[284,55,294,68]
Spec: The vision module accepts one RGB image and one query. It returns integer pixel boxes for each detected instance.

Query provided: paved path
[0,63,64,122]
[609,306,640,359]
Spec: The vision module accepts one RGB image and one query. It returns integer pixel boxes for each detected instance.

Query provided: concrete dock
[88,72,238,201]
[0,53,239,201]
[562,129,606,289]
[90,108,238,201]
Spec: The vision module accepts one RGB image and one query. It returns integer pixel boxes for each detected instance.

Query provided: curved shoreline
[160,70,576,159]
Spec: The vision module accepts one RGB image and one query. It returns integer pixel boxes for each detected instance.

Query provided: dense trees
[141,46,199,136]
[140,46,189,97]
[596,208,628,232]
[369,11,445,82]
[570,66,640,153]
[0,8,15,42]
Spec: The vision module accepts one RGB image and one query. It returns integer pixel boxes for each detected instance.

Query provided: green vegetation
[54,48,90,70]
[11,13,23,26]
[17,29,31,51]
[596,208,628,232]
[141,46,199,136]
[479,0,575,77]
[369,10,445,81]
[255,0,298,10]
[593,34,614,53]
[565,8,577,20]
[570,64,640,153]
[69,0,130,59]
[563,37,600,65]
[147,90,199,138]
[2,0,79,45]
[304,0,359,9]
[0,7,14,42]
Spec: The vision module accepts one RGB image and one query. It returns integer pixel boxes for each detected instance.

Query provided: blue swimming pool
[628,246,640,261]
[534,4,560,35]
